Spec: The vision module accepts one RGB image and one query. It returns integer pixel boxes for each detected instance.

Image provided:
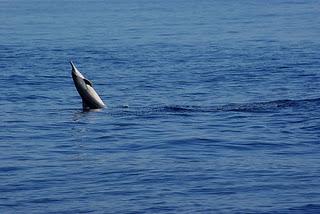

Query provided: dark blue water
[1,0,320,213]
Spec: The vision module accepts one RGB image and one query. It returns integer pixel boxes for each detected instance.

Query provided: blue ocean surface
[1,0,320,213]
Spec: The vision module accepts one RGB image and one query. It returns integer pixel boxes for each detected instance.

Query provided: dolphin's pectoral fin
[83,78,93,87]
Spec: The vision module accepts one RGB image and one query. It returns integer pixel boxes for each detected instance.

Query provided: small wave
[111,97,320,116]
[159,98,320,113]
[258,204,320,214]
[162,105,196,112]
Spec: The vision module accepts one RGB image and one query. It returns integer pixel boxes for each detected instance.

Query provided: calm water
[1,0,320,213]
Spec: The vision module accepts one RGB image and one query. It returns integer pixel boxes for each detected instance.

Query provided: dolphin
[70,61,106,110]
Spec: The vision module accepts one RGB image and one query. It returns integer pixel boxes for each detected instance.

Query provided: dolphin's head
[70,61,105,110]
[70,61,85,79]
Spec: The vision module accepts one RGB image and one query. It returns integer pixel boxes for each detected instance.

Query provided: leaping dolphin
[70,61,106,110]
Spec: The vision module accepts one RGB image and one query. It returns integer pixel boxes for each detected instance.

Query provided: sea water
[1,0,320,213]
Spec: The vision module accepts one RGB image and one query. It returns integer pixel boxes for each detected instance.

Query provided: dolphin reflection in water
[70,61,105,111]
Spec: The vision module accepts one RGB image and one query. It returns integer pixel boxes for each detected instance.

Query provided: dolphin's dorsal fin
[83,78,93,87]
